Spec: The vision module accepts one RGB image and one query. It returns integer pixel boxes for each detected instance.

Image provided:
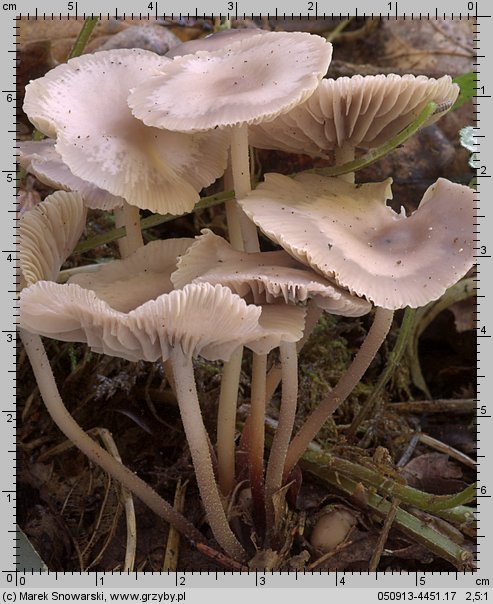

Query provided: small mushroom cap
[23,49,229,215]
[239,173,474,309]
[250,74,459,156]
[70,238,194,312]
[172,229,371,317]
[166,29,267,58]
[20,190,86,287]
[310,508,358,553]
[19,140,125,210]
[20,281,305,362]
[129,32,332,132]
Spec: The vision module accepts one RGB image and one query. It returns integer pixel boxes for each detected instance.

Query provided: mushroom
[250,74,459,182]
[172,229,370,530]
[238,172,474,476]
[129,31,332,252]
[129,32,332,502]
[19,191,204,545]
[310,507,358,553]
[21,226,306,561]
[23,48,230,255]
[19,139,124,211]
[166,28,268,58]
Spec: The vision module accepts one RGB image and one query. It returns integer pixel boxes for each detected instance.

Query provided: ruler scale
[2,0,491,597]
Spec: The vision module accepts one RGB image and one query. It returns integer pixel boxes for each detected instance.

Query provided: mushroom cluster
[20,26,474,565]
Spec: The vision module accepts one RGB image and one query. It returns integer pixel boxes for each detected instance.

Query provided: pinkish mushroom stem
[283,307,394,479]
[335,142,355,184]
[265,340,298,537]
[20,328,204,545]
[230,124,260,253]
[265,301,323,404]
[169,346,247,562]
[217,345,243,495]
[114,202,144,258]
[248,352,268,527]
[223,160,245,251]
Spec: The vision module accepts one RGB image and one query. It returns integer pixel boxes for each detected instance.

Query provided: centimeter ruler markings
[1,0,491,588]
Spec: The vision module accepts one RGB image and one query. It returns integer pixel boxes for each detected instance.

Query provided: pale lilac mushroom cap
[20,190,86,288]
[172,229,371,317]
[166,29,268,58]
[129,32,333,132]
[20,281,305,363]
[19,139,125,211]
[238,173,474,310]
[23,49,229,215]
[70,238,194,312]
[249,74,459,156]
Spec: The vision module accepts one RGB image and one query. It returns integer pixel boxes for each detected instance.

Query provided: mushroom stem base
[20,329,203,544]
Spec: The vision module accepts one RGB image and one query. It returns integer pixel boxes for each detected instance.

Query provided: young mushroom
[23,48,230,256]
[238,172,475,476]
[250,74,459,182]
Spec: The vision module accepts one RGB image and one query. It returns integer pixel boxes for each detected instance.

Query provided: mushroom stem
[283,307,394,479]
[265,301,322,404]
[216,160,245,496]
[230,124,260,253]
[217,345,243,496]
[20,329,203,545]
[248,351,268,529]
[335,143,355,184]
[114,202,144,258]
[169,347,247,562]
[265,340,298,538]
[224,159,245,251]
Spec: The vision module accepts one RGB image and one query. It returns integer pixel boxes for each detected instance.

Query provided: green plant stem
[302,449,476,513]
[68,16,99,60]
[407,278,476,397]
[325,16,355,42]
[311,101,438,178]
[301,457,474,570]
[347,307,416,441]
[73,102,440,256]
[74,191,233,254]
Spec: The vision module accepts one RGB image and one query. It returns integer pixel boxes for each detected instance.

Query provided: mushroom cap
[20,190,86,287]
[129,32,332,132]
[23,49,229,215]
[249,74,459,156]
[172,229,371,317]
[70,238,194,312]
[20,281,305,362]
[19,139,125,211]
[238,173,474,309]
[166,29,268,58]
